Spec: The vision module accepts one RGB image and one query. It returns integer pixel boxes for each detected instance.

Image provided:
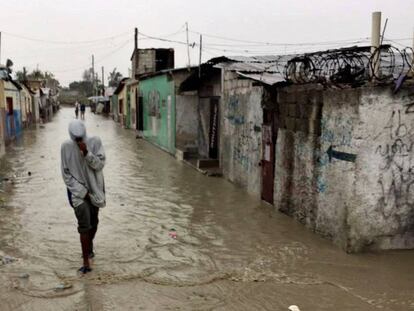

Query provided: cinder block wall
[274,83,414,252]
[220,71,263,196]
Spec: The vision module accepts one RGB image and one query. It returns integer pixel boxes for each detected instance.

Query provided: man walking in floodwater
[61,120,106,274]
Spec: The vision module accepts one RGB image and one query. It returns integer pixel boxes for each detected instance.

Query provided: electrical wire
[2,30,130,45]
[47,39,132,73]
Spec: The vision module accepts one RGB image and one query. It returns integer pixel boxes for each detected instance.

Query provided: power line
[1,30,130,45]
[190,30,373,47]
[47,39,132,73]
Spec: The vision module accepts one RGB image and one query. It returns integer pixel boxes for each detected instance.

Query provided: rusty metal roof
[209,55,293,85]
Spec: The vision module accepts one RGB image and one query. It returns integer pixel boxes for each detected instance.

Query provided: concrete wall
[137,50,156,76]
[140,74,176,154]
[4,81,22,141]
[350,85,414,251]
[176,95,198,149]
[129,83,138,130]
[221,71,263,196]
[274,83,414,252]
[0,81,6,154]
[117,86,126,126]
[20,87,33,126]
[33,94,40,123]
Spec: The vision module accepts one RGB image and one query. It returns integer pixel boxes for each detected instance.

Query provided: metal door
[208,98,219,159]
[126,91,131,128]
[6,97,15,139]
[137,96,144,131]
[261,110,276,204]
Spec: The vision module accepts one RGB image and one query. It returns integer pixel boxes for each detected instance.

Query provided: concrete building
[207,56,289,201]
[113,78,129,127]
[139,67,196,155]
[179,64,222,173]
[197,47,414,252]
[19,82,34,127]
[131,48,174,78]
[0,78,22,143]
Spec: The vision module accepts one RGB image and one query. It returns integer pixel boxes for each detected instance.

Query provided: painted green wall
[140,74,175,154]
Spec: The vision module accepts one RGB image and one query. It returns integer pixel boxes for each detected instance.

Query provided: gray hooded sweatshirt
[61,120,106,208]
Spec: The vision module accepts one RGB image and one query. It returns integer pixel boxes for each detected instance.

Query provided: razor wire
[284,45,413,85]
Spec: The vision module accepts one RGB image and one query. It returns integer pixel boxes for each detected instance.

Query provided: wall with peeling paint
[221,71,263,196]
[351,85,414,251]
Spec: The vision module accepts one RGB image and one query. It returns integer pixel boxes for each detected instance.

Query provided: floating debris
[55,283,73,291]
[169,228,177,239]
[1,255,17,265]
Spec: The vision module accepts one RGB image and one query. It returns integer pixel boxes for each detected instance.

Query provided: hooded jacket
[61,120,106,208]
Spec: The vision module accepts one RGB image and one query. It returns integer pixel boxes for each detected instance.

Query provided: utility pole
[102,66,104,95]
[92,55,95,96]
[198,35,202,78]
[134,27,138,78]
[0,31,2,65]
[186,22,191,68]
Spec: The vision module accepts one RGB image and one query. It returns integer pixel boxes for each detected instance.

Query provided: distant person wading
[80,103,86,120]
[61,120,106,274]
[75,101,80,119]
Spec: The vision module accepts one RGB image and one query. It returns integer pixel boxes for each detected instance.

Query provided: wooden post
[92,55,95,96]
[186,22,191,68]
[134,27,139,77]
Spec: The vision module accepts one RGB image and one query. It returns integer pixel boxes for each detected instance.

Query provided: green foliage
[68,68,102,97]
[108,68,123,87]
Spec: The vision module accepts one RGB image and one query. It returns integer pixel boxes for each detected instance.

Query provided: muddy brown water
[0,108,413,310]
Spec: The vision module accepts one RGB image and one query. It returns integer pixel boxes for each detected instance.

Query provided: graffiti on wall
[321,116,353,147]
[374,107,414,217]
[227,96,261,171]
[293,114,354,196]
[232,121,261,171]
[148,90,160,118]
[225,96,245,125]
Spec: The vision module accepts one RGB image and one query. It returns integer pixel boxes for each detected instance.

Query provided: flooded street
[0,107,412,310]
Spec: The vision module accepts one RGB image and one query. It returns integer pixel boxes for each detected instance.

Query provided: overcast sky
[1,0,414,86]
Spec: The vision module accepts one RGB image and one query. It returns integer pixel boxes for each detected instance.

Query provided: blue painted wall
[5,110,22,140]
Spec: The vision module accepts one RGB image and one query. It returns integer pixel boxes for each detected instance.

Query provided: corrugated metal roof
[210,55,292,85]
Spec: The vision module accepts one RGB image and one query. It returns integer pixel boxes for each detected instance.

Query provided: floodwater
[0,108,413,311]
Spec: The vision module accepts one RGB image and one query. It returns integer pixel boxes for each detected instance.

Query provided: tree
[68,68,101,97]
[15,67,28,82]
[20,69,61,88]
[108,68,123,87]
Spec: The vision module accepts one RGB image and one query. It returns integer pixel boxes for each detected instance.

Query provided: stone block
[278,103,288,116]
[277,116,286,129]
[285,117,296,131]
[299,103,308,118]
[300,119,310,133]
[288,103,300,117]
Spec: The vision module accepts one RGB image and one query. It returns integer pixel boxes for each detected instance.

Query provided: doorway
[208,98,219,159]
[261,109,276,204]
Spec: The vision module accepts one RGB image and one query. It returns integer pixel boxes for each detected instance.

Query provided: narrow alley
[0,107,412,310]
